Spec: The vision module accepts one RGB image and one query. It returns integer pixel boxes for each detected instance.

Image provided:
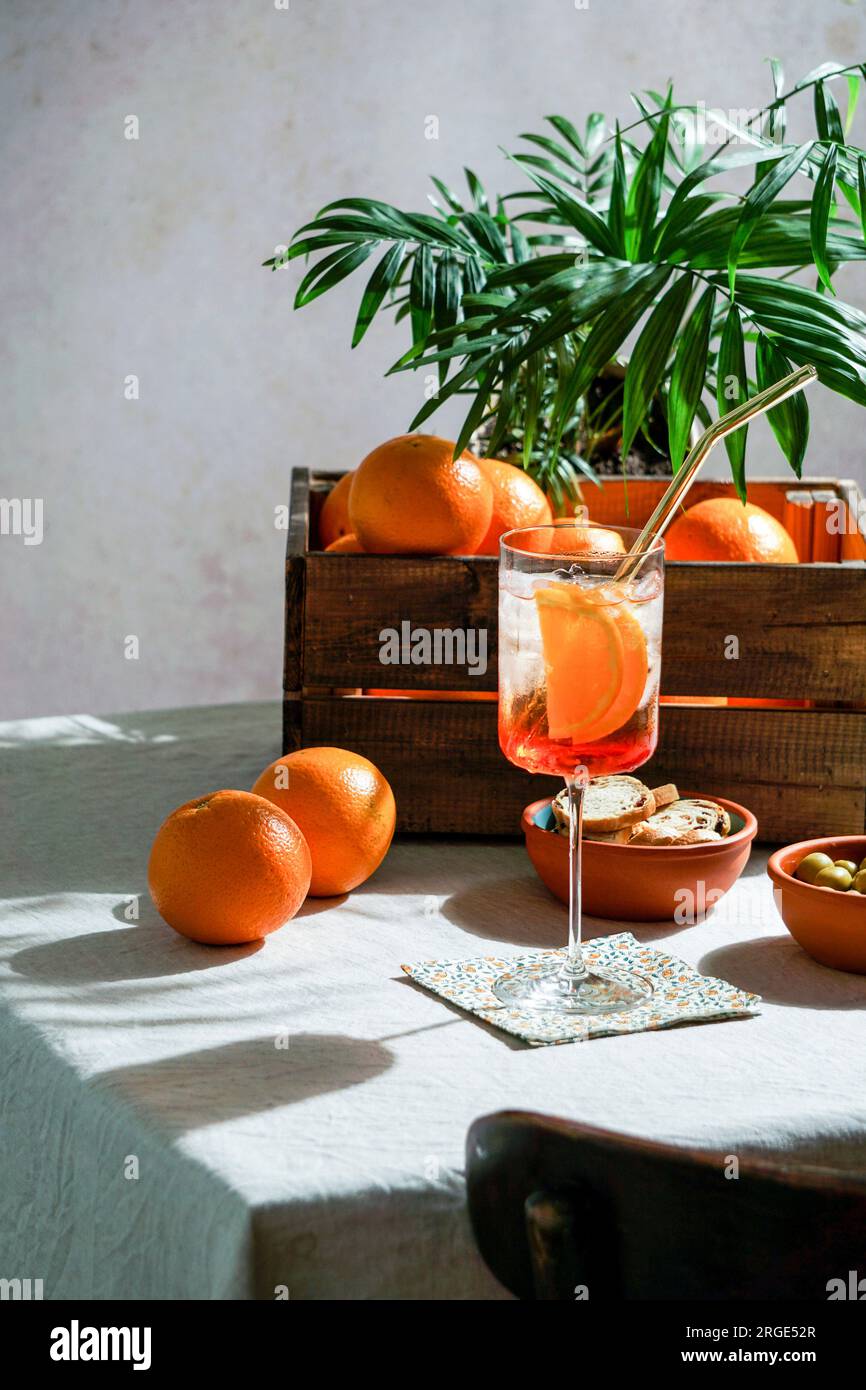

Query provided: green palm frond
[266,60,866,493]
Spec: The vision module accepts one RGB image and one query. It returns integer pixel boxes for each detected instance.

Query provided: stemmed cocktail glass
[496,523,664,1016]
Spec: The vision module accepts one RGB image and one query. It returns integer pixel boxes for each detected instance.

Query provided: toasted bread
[650,783,679,810]
[582,825,635,844]
[555,816,633,844]
[552,777,655,835]
[550,789,570,834]
[628,797,730,846]
[582,775,655,833]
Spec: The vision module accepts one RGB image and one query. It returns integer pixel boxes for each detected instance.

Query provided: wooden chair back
[466,1109,866,1300]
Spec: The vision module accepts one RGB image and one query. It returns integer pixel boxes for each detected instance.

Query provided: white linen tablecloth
[2,701,866,1301]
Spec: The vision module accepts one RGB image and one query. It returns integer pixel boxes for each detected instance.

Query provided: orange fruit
[325,533,366,552]
[319,472,354,549]
[664,499,798,562]
[549,524,627,556]
[535,583,647,742]
[548,493,584,520]
[509,523,627,557]
[147,790,311,945]
[251,746,396,896]
[348,434,493,555]
[474,458,553,555]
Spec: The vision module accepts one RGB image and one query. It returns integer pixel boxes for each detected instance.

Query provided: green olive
[814,865,853,892]
[834,860,859,876]
[795,852,834,884]
[851,870,866,894]
[859,857,866,874]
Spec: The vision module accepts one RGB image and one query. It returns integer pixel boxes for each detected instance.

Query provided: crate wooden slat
[645,705,866,843]
[284,695,866,842]
[285,468,866,842]
[283,468,309,695]
[300,552,866,701]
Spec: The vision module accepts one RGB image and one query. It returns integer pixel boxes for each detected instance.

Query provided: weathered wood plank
[283,469,310,695]
[662,563,866,699]
[287,467,310,559]
[646,706,866,842]
[282,695,302,755]
[293,697,866,842]
[300,553,866,700]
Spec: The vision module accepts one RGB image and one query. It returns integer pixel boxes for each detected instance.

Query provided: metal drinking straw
[614,363,819,583]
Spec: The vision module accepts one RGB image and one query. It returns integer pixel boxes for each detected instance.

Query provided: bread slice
[554,817,633,843]
[583,775,655,833]
[582,825,635,844]
[550,789,570,834]
[650,783,679,810]
[628,798,730,846]
[553,775,658,835]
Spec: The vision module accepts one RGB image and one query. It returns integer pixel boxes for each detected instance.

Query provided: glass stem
[561,772,588,988]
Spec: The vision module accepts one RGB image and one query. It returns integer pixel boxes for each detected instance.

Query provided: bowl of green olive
[767,837,866,973]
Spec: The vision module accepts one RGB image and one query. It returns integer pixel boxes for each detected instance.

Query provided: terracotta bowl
[523,793,757,922]
[767,836,866,973]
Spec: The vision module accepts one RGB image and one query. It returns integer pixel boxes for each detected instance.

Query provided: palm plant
[266,60,866,507]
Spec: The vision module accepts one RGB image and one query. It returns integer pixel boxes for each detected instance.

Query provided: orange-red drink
[494,522,664,1017]
[498,569,663,778]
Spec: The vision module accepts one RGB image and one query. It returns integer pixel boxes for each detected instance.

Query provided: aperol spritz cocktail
[495,522,665,1015]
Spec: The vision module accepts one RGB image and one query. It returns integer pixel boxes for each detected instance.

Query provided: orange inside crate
[581,478,866,564]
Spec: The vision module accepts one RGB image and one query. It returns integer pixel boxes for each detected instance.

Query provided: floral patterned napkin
[401,932,761,1046]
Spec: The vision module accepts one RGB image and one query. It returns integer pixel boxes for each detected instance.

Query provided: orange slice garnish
[578,597,648,742]
[535,581,648,742]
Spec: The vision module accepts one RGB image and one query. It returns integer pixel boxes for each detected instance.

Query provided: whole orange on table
[252,746,396,896]
[348,434,492,555]
[148,790,312,945]
[664,498,798,562]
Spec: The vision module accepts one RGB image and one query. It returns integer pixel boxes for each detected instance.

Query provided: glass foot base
[492,961,652,1016]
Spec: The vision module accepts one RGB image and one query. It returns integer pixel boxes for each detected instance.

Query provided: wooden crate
[284,470,866,842]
